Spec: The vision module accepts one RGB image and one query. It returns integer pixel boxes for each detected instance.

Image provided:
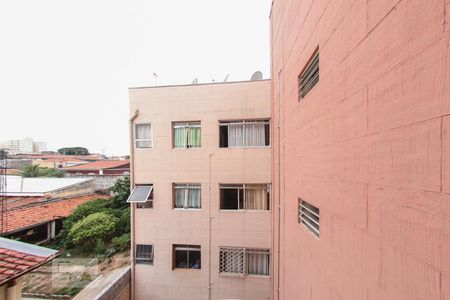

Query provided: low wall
[64,174,124,191]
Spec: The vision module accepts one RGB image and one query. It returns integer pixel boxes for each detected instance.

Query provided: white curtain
[136,124,152,148]
[174,188,185,208]
[244,123,266,147]
[228,124,244,147]
[245,186,268,210]
[188,188,201,208]
[246,252,269,275]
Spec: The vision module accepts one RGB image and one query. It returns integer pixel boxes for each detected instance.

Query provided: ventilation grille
[298,199,320,238]
[219,247,245,275]
[298,51,319,100]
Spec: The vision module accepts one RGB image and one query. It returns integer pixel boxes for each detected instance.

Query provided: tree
[22,164,42,177]
[22,164,65,178]
[68,212,118,248]
[57,147,90,156]
[109,176,131,209]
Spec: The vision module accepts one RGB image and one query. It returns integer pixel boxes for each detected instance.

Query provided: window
[136,244,154,265]
[219,184,270,210]
[127,185,154,209]
[298,50,319,100]
[135,124,152,148]
[173,183,201,209]
[219,120,270,148]
[219,247,270,276]
[173,122,201,148]
[298,199,320,238]
[173,245,201,269]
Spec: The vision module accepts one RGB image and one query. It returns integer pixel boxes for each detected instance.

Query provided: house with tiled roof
[61,160,130,176]
[0,237,57,300]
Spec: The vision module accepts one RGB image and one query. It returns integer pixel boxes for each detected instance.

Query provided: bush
[68,212,118,249]
[95,240,106,254]
[63,199,110,232]
[116,208,130,235]
[112,233,131,252]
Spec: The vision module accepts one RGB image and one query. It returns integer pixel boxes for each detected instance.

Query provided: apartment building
[128,80,272,300]
[271,0,450,299]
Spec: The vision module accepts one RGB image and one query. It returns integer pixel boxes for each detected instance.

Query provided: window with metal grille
[298,199,320,238]
[219,184,270,211]
[219,247,270,276]
[298,50,319,100]
[173,245,201,269]
[135,244,154,265]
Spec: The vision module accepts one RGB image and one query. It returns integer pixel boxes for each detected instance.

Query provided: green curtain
[188,127,201,147]
[174,127,187,148]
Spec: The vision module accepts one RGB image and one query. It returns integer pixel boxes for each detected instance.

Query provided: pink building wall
[271,0,450,299]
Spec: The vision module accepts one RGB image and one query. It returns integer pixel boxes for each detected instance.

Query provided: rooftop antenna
[192,78,198,84]
[250,71,263,81]
[223,74,230,82]
[153,73,158,86]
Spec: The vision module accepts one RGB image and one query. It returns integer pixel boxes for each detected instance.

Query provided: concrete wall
[49,180,95,198]
[64,174,125,190]
[271,0,450,299]
[130,80,272,300]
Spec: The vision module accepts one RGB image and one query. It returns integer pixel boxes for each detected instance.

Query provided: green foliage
[109,176,130,209]
[60,177,131,255]
[112,233,131,252]
[22,164,65,178]
[68,212,118,248]
[57,147,90,155]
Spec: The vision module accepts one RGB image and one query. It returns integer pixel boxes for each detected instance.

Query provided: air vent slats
[298,51,319,100]
[298,199,320,238]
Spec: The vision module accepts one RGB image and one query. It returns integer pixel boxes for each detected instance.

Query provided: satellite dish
[250,71,263,81]
[223,74,230,82]
[192,78,198,84]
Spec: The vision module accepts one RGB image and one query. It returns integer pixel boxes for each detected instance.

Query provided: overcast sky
[0,0,272,156]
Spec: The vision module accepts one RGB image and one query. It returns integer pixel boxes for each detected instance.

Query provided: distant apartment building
[270,0,450,299]
[128,80,272,300]
[0,138,47,154]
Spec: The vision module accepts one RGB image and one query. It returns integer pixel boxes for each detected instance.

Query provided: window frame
[135,244,154,265]
[219,247,270,277]
[127,184,154,209]
[219,184,271,211]
[172,244,201,270]
[172,121,201,149]
[219,119,271,148]
[134,123,153,149]
[172,183,202,210]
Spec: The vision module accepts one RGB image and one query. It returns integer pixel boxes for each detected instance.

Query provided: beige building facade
[129,80,272,300]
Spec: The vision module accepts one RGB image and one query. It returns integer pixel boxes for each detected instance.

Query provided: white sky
[0,0,272,156]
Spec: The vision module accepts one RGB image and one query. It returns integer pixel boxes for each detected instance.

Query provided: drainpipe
[129,109,139,300]
[208,153,214,300]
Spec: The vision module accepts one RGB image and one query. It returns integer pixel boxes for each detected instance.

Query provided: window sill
[219,209,271,213]
[172,268,202,271]
[173,208,202,211]
[135,147,153,151]
[219,273,270,279]
[219,146,270,149]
